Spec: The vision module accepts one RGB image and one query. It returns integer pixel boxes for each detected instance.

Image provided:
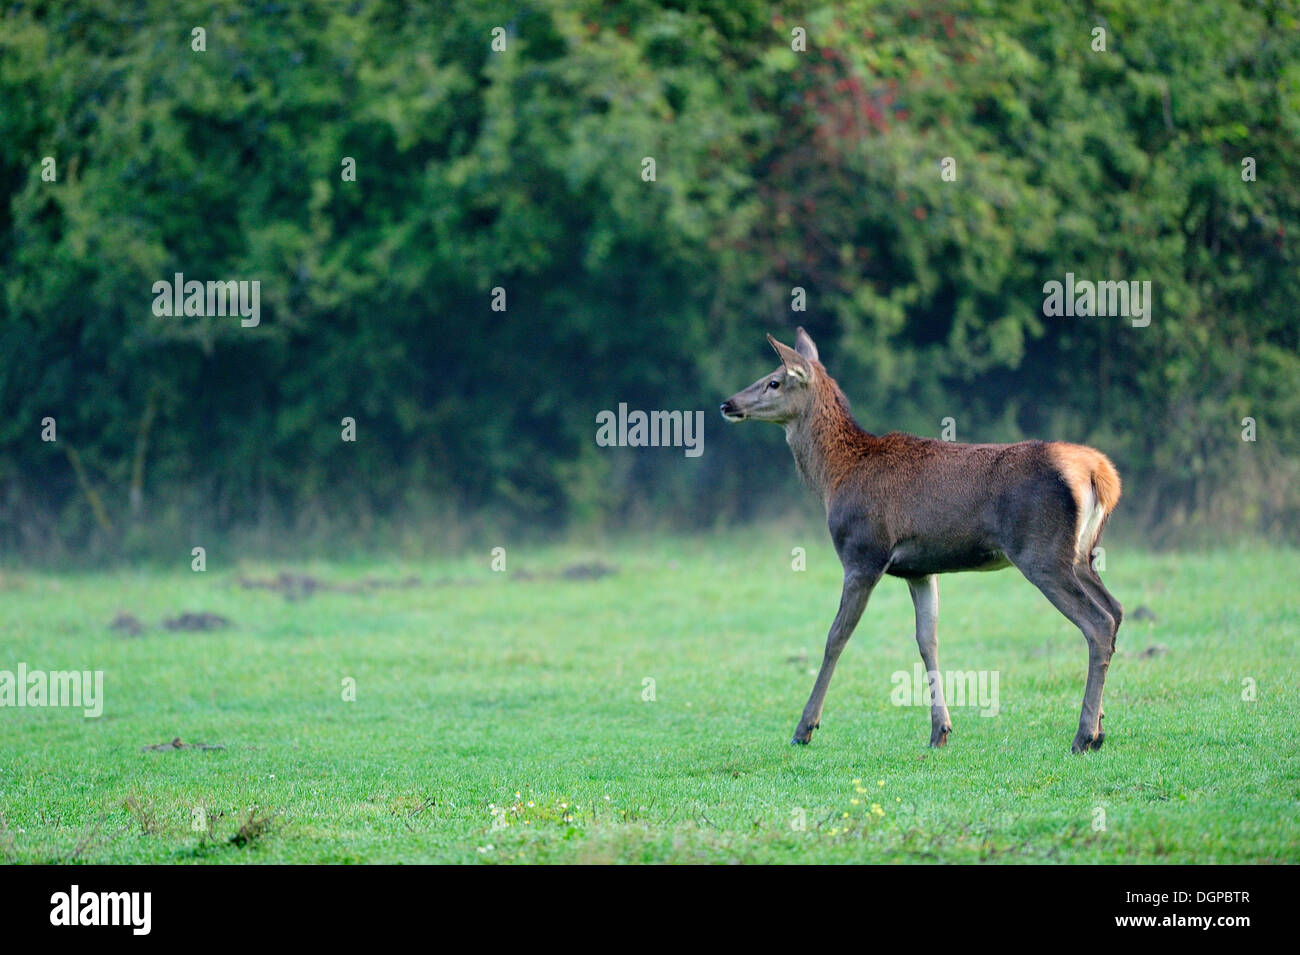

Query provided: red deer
[720,328,1123,753]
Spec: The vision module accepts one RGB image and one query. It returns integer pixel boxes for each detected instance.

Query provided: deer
[720,328,1123,753]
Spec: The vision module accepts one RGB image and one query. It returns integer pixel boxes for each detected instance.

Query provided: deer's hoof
[1071,731,1105,753]
[929,724,951,748]
[791,721,819,745]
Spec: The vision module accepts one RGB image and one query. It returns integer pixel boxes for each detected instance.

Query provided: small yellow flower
[877,780,885,787]
[850,798,860,806]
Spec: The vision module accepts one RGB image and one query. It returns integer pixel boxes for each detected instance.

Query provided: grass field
[1,528,1296,864]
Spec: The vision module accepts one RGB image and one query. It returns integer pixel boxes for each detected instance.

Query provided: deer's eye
[767,379,780,390]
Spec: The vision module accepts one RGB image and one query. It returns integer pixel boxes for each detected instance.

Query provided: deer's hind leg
[1074,557,1122,741]
[1007,542,1116,753]
[1077,559,1123,649]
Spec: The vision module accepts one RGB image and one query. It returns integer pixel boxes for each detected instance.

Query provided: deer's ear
[767,333,812,383]
[794,326,819,363]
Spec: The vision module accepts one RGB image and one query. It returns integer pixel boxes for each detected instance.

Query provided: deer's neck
[784,381,873,504]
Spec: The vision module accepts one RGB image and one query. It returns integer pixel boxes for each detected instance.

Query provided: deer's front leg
[791,568,880,745]
[907,574,951,747]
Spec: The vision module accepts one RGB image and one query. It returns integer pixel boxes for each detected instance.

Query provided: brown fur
[720,328,1126,753]
[790,362,874,496]
[1046,442,1121,557]
[1047,442,1122,514]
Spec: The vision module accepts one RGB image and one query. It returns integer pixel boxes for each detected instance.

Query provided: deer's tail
[1048,443,1122,563]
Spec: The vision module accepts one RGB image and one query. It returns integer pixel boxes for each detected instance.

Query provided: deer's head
[720,327,820,425]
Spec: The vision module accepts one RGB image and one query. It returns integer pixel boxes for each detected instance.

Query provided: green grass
[1,528,1297,864]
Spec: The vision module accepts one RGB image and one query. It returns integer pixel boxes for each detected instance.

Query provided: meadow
[1,528,1296,864]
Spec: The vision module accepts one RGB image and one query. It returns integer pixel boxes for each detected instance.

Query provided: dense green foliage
[1,531,1296,862]
[2,0,1297,559]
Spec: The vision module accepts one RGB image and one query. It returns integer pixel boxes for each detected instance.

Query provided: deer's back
[827,433,1076,576]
